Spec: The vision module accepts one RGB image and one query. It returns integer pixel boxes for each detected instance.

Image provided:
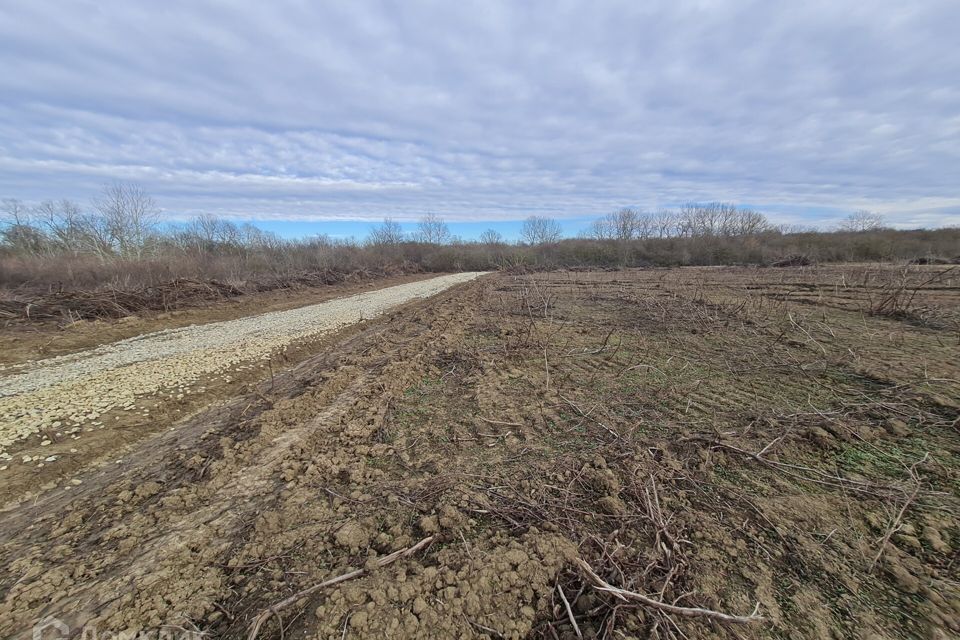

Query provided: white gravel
[0,273,484,455]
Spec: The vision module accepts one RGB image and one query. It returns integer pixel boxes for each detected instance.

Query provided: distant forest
[2,185,958,292]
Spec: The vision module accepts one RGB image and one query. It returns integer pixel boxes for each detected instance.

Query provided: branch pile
[0,278,243,322]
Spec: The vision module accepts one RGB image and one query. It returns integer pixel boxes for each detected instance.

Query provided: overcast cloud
[1,1,958,228]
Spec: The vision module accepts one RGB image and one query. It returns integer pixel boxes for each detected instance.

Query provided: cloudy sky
[1,0,958,237]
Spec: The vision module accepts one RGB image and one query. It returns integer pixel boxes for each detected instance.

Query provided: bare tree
[651,209,677,238]
[78,212,117,260]
[32,200,81,255]
[587,217,613,240]
[1,198,47,255]
[589,208,644,241]
[1,198,29,226]
[520,215,562,244]
[839,210,886,232]
[634,212,654,239]
[677,203,722,236]
[610,208,641,240]
[415,213,451,244]
[367,218,405,246]
[479,229,504,245]
[184,214,242,251]
[673,203,770,237]
[92,183,160,259]
[728,208,770,235]
[240,223,281,249]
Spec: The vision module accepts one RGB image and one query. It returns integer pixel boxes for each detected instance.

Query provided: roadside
[0,273,484,506]
[0,273,433,369]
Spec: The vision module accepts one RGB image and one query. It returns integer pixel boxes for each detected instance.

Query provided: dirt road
[0,273,482,485]
[0,267,957,639]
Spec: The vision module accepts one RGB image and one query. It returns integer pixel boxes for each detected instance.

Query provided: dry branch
[246,535,435,640]
[557,583,583,639]
[575,559,764,625]
[479,416,524,428]
[687,436,907,498]
[869,454,929,571]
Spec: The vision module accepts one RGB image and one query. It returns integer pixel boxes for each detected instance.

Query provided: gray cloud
[1,0,958,226]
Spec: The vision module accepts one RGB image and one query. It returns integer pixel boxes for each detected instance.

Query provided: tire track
[0,273,485,456]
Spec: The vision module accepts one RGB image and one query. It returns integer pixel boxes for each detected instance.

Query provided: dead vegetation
[0,278,243,323]
[0,268,411,325]
[0,265,957,639]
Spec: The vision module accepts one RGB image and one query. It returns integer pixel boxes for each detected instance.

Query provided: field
[1,265,958,639]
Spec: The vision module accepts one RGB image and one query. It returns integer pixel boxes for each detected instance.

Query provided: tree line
[1,184,956,292]
[2,184,897,260]
[1,185,283,260]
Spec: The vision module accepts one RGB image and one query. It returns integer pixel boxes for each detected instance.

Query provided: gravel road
[0,273,484,456]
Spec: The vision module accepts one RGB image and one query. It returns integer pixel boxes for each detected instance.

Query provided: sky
[1,1,959,240]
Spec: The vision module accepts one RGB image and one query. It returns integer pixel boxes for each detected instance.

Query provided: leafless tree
[673,203,770,237]
[367,218,405,246]
[240,223,281,249]
[185,214,243,249]
[839,210,886,232]
[728,208,770,235]
[479,229,504,245]
[586,217,611,240]
[634,212,654,239]
[610,208,641,240]
[777,223,817,234]
[415,213,451,244]
[1,198,48,256]
[92,183,160,259]
[677,203,722,236]
[650,209,677,238]
[588,208,647,241]
[520,215,562,244]
[1,198,29,226]
[32,200,83,255]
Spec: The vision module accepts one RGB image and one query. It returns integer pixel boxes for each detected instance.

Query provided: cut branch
[869,453,928,571]
[557,583,583,638]
[247,535,435,640]
[575,558,764,625]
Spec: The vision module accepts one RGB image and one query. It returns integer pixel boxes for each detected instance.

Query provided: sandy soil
[0,266,957,639]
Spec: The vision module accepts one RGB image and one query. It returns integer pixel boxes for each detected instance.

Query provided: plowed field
[2,266,958,639]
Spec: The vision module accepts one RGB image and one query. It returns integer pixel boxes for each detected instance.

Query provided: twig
[479,416,523,428]
[788,311,827,354]
[617,363,667,378]
[247,536,435,639]
[557,583,583,639]
[559,393,621,439]
[465,616,505,638]
[688,437,904,497]
[869,454,928,571]
[575,559,764,625]
[755,430,790,457]
[544,346,551,391]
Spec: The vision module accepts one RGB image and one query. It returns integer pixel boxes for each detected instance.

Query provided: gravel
[0,273,484,455]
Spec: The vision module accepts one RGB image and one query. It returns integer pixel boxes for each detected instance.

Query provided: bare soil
[1,265,958,639]
[0,273,432,368]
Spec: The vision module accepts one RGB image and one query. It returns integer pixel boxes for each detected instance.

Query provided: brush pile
[768,254,812,267]
[0,264,427,324]
[0,279,243,322]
